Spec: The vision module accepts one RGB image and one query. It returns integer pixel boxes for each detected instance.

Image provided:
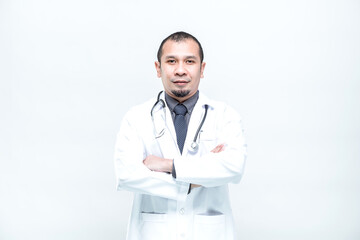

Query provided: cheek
[161,69,170,78]
[191,66,202,76]
[191,71,201,79]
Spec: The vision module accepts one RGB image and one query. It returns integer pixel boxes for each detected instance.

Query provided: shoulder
[199,92,242,120]
[122,97,156,121]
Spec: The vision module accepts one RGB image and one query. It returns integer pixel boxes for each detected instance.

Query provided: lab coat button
[179,208,185,215]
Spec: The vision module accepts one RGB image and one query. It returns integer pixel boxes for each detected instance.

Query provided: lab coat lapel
[183,93,210,156]
[153,94,180,159]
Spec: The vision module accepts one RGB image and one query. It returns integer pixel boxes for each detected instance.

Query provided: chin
[171,90,191,98]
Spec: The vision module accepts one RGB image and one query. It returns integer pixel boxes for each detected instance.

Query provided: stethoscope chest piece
[189,141,199,152]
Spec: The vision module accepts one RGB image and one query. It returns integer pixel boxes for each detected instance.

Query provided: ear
[200,62,206,78]
[155,61,161,78]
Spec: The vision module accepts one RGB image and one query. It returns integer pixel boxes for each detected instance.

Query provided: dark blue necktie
[174,104,188,154]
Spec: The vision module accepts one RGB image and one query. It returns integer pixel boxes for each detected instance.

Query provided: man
[114,31,246,240]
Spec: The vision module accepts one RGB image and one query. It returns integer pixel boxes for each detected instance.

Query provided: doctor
[114,31,246,240]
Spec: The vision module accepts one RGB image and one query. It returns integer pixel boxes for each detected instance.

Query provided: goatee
[171,90,190,98]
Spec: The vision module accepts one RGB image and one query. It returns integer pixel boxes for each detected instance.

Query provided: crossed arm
[143,143,226,189]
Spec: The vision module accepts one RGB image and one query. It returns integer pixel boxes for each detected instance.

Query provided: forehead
[161,39,200,60]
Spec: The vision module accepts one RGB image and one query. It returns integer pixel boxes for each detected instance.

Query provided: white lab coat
[114,92,246,240]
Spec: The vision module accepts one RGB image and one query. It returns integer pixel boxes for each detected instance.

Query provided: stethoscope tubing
[150,91,166,117]
[150,91,208,152]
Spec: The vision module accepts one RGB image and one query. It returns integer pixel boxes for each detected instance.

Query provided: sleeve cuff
[171,159,177,178]
[173,158,192,194]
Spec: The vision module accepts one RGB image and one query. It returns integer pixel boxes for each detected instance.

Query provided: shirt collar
[165,91,199,115]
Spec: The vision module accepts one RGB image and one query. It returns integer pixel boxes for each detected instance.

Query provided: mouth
[172,79,190,86]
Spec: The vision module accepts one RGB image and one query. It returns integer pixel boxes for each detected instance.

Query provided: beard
[171,90,191,98]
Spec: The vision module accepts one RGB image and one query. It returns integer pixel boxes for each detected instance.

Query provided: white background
[1,0,359,239]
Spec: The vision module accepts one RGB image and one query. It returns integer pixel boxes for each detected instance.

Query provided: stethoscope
[150,91,209,153]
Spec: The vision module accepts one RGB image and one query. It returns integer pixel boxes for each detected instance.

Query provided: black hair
[157,31,204,63]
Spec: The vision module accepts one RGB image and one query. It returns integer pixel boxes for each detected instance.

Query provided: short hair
[157,31,204,63]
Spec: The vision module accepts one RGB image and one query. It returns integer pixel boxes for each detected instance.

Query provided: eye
[186,59,195,64]
[167,59,176,64]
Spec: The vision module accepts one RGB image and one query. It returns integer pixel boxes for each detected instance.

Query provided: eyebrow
[164,55,197,59]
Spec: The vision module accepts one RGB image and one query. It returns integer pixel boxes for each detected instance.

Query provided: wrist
[167,158,174,173]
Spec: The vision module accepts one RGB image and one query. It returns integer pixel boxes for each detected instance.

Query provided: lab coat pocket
[193,214,226,240]
[140,213,169,240]
[199,130,216,141]
[198,130,217,152]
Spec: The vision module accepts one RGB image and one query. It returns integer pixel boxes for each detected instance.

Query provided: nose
[175,62,186,76]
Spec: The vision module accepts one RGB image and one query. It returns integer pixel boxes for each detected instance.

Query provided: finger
[211,145,220,153]
[218,144,225,152]
[211,146,219,153]
[211,144,224,153]
[191,184,201,189]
